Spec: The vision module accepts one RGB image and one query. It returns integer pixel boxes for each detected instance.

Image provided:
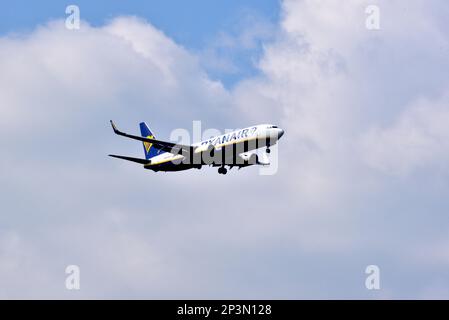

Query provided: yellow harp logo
[144,135,154,153]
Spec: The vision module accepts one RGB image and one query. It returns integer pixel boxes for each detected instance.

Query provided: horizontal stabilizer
[109,154,151,165]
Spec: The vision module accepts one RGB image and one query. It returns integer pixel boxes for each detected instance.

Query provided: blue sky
[0,0,279,43]
[0,0,280,86]
[1,0,449,299]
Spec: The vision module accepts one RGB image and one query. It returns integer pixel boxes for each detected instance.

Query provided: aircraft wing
[110,120,193,154]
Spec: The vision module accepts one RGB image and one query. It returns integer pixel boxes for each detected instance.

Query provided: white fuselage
[148,124,284,166]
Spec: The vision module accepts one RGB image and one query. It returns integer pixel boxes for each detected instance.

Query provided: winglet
[110,120,120,134]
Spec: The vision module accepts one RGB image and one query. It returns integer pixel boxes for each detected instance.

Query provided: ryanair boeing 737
[109,121,284,175]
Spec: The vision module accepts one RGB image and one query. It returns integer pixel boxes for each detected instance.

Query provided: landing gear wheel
[266,148,271,154]
[218,167,228,175]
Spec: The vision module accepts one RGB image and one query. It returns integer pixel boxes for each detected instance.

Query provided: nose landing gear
[266,147,271,154]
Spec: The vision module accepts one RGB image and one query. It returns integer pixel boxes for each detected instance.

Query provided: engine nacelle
[206,144,215,155]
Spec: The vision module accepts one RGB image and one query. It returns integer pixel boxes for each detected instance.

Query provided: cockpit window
[268,125,278,129]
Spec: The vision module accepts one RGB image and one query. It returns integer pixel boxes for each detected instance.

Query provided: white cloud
[360,92,449,176]
[0,17,231,135]
[1,0,449,298]
[198,12,276,78]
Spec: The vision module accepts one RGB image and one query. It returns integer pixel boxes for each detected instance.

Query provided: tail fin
[140,122,162,159]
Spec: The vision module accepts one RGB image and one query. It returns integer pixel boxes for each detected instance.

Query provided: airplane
[109,120,284,175]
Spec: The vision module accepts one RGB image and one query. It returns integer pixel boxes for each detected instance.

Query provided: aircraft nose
[278,128,285,139]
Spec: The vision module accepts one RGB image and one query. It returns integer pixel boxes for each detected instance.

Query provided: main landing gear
[218,166,228,175]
